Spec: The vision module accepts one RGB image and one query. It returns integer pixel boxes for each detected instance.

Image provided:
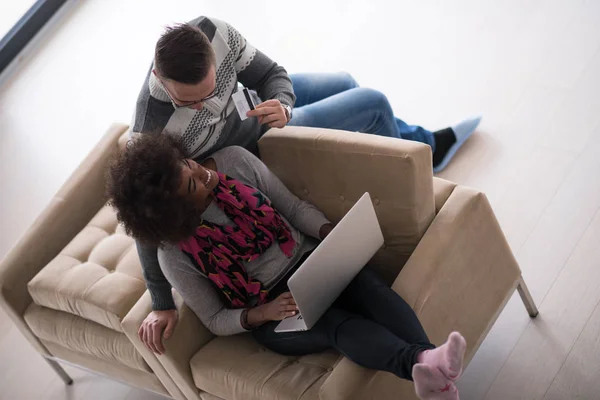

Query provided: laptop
[275,192,384,333]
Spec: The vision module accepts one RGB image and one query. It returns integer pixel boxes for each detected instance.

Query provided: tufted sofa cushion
[190,334,340,400]
[27,205,146,332]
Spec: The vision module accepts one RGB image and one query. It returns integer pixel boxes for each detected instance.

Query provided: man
[132,16,481,354]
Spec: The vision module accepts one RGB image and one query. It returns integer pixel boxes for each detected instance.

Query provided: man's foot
[418,332,467,380]
[432,116,482,173]
[413,363,459,400]
[432,128,456,167]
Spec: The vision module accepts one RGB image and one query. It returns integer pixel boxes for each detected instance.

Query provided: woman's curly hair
[106,134,202,246]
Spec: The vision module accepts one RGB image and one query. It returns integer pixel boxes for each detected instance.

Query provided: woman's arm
[243,292,298,329]
[158,245,301,334]
[158,246,248,336]
[250,152,332,239]
[221,147,331,240]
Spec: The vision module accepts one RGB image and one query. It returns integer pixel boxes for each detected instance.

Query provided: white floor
[1,0,600,399]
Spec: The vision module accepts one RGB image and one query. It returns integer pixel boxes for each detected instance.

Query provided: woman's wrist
[244,305,268,329]
[241,309,252,330]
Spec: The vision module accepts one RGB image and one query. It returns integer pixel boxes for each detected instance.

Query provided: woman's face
[176,158,216,207]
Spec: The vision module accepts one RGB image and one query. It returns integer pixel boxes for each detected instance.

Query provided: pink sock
[412,363,459,400]
[418,332,467,380]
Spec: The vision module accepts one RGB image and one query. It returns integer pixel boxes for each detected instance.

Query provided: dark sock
[432,128,457,167]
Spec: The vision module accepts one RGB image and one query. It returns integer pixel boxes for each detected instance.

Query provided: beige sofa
[0,123,538,400]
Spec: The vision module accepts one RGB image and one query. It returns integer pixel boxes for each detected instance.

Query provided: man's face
[155,65,217,111]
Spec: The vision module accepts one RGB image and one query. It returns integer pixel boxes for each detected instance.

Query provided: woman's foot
[412,363,459,400]
[418,332,467,380]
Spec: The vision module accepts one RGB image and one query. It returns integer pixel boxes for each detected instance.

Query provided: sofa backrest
[259,126,436,283]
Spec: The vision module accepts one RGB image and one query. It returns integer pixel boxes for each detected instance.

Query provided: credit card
[232,88,256,121]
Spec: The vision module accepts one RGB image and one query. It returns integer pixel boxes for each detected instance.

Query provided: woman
[106,134,467,400]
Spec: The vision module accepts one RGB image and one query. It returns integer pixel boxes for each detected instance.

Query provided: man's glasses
[160,79,217,109]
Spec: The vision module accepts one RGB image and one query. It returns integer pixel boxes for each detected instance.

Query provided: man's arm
[136,241,176,310]
[135,241,179,355]
[228,22,295,109]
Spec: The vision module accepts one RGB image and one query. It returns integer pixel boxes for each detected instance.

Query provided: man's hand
[247,99,288,128]
[138,309,178,355]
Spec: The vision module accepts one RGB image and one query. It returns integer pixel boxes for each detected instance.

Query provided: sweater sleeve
[157,245,248,336]
[216,147,330,240]
[223,21,296,108]
[136,241,176,311]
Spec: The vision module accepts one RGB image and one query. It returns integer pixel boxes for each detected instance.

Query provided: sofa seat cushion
[190,334,340,400]
[24,303,150,372]
[27,205,146,332]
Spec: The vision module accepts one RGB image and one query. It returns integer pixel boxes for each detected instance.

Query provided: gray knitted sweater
[157,147,329,335]
[130,16,295,160]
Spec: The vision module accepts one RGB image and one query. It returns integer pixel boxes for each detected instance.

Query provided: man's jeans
[288,73,436,151]
[252,268,435,380]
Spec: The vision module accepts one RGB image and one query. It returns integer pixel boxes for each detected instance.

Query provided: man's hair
[154,23,215,84]
[106,134,202,246]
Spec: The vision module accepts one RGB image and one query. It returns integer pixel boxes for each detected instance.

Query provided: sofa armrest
[122,291,214,400]
[258,126,435,284]
[0,124,128,352]
[320,186,522,400]
[393,186,521,355]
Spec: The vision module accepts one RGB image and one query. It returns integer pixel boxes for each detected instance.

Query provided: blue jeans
[252,267,435,380]
[288,73,435,150]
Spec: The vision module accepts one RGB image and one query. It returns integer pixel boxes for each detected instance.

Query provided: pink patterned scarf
[178,172,296,308]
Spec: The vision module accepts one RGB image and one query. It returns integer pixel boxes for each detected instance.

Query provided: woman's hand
[262,292,298,320]
[246,292,298,327]
[319,223,334,240]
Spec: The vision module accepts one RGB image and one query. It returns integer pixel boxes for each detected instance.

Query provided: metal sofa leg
[517,276,539,318]
[45,358,73,385]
